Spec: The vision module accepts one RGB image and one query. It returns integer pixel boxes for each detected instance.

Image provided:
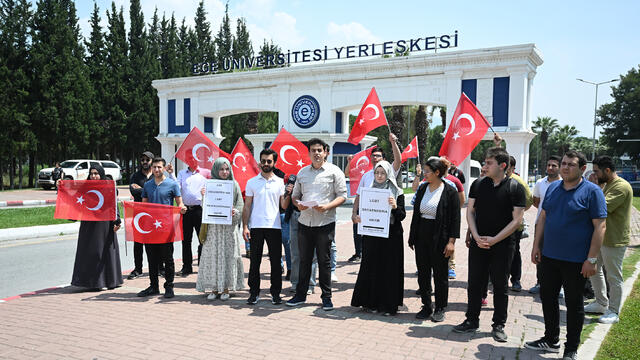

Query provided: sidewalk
[0,186,132,208]
[1,206,638,359]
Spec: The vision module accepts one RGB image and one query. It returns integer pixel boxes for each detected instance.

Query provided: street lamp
[577,78,619,160]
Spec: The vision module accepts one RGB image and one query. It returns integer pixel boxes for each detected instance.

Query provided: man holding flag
[137,157,187,299]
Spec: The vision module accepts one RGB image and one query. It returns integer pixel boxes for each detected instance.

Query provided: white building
[152,43,543,190]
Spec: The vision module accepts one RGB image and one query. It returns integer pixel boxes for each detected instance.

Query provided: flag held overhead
[348,87,388,145]
[175,127,231,170]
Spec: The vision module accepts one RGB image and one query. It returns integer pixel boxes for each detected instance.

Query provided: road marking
[0,236,76,248]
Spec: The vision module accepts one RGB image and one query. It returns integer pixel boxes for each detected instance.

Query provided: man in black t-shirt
[126,151,154,279]
[453,147,526,342]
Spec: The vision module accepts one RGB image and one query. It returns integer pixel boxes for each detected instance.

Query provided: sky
[74,0,640,138]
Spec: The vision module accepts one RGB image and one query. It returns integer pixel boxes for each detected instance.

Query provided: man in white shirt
[175,165,208,276]
[529,155,562,293]
[243,149,292,305]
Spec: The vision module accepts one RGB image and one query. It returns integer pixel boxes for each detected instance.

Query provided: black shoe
[163,287,175,298]
[524,337,561,353]
[247,295,259,305]
[127,269,143,280]
[158,269,165,278]
[322,298,334,311]
[176,269,192,277]
[286,295,306,306]
[347,254,361,262]
[562,350,578,360]
[416,288,422,296]
[271,295,283,305]
[285,270,291,281]
[452,320,479,333]
[511,281,522,292]
[431,308,445,323]
[137,286,160,297]
[491,325,507,342]
[415,306,432,320]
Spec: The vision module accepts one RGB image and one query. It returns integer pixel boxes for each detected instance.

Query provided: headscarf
[210,157,234,181]
[87,163,106,180]
[371,160,401,200]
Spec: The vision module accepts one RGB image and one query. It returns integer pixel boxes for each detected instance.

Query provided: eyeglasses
[260,159,274,164]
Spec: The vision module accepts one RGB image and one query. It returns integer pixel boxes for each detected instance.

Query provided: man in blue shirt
[525,150,606,360]
[137,157,187,299]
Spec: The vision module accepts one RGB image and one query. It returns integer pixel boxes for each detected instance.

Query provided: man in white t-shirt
[529,155,562,294]
[243,148,293,305]
[348,132,402,263]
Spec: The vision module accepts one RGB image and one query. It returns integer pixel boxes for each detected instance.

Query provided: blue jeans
[280,213,291,271]
[289,211,316,290]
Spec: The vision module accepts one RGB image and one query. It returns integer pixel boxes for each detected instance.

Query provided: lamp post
[577,78,619,160]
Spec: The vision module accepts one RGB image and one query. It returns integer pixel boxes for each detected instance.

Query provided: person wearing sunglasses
[127,151,154,280]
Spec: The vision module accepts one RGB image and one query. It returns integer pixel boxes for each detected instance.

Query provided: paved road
[0,186,132,202]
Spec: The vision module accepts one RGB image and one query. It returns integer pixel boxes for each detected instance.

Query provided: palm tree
[414,105,428,163]
[389,106,405,139]
[552,125,578,155]
[532,116,559,170]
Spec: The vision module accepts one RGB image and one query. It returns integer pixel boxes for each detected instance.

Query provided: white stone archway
[153,43,543,187]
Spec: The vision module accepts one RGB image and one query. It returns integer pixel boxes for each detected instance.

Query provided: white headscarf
[371,160,401,199]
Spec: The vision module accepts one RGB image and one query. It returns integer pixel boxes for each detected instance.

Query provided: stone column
[443,71,463,133]
[507,67,529,130]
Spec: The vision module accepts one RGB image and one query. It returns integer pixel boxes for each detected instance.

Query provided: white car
[38,160,122,189]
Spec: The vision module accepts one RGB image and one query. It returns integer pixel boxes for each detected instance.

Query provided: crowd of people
[66,134,633,360]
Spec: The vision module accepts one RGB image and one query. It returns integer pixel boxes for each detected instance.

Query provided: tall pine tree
[194,0,215,65]
[215,2,232,72]
[85,2,107,159]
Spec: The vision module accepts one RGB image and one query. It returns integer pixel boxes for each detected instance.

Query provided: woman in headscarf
[196,157,245,300]
[69,163,123,290]
[408,157,460,322]
[351,160,406,315]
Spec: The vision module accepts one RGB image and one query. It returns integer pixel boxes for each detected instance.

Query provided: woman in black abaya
[69,163,123,290]
[351,161,406,315]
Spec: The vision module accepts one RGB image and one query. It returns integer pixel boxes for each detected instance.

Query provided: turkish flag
[269,128,310,178]
[401,136,419,163]
[348,146,377,195]
[175,127,231,170]
[230,137,260,192]
[54,180,117,221]
[439,93,490,166]
[348,87,388,145]
[123,201,183,244]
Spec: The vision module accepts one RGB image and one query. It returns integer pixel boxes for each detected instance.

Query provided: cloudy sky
[74,0,640,138]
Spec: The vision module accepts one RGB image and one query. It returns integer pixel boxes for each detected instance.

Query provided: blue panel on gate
[335,112,343,133]
[333,142,361,154]
[168,98,191,133]
[204,117,213,133]
[492,77,510,127]
[461,79,477,104]
[168,99,176,133]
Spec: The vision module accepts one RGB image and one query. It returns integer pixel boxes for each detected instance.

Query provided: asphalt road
[0,203,370,300]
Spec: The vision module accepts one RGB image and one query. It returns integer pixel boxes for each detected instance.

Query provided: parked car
[469,159,482,185]
[400,171,415,184]
[38,160,122,190]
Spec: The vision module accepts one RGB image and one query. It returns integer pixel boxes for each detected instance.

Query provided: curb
[0,222,81,242]
[0,196,133,208]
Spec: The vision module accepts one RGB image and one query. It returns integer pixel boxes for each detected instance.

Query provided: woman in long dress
[196,157,245,300]
[70,163,123,290]
[351,161,406,315]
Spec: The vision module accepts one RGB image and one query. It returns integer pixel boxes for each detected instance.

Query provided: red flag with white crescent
[175,127,231,170]
[230,138,260,192]
[123,201,183,244]
[348,146,377,195]
[269,128,310,178]
[439,93,490,166]
[348,87,388,145]
[401,136,419,163]
[54,180,117,221]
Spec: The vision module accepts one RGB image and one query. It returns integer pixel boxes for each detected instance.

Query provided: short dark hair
[371,147,385,159]
[307,138,329,152]
[152,157,166,166]
[548,155,561,164]
[485,147,510,170]
[593,155,615,172]
[425,157,447,178]
[563,150,587,168]
[260,148,278,162]
[509,156,516,168]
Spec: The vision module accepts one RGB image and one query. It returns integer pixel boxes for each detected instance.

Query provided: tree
[193,0,215,65]
[259,39,284,69]
[232,17,253,61]
[215,2,232,72]
[552,124,578,155]
[532,116,559,170]
[85,2,107,159]
[159,14,179,78]
[598,67,640,160]
[414,105,429,162]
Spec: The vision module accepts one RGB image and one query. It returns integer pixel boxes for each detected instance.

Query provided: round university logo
[291,95,320,129]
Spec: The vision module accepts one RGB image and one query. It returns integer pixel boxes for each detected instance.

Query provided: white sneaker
[207,293,217,300]
[331,272,338,282]
[220,293,230,301]
[584,301,607,314]
[598,310,619,324]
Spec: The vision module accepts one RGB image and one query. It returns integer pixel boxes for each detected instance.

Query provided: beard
[261,164,273,173]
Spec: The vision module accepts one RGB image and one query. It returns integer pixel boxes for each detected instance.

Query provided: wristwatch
[587,257,598,264]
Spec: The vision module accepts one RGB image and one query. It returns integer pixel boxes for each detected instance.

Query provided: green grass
[594,275,640,359]
[633,197,640,211]
[580,321,598,346]
[623,248,640,280]
[403,187,415,194]
[0,206,71,229]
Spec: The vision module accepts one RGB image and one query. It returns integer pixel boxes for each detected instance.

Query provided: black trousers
[145,243,174,289]
[414,219,449,310]
[181,205,202,272]
[540,256,586,353]
[296,222,334,299]
[466,237,515,327]
[248,228,282,297]
[352,223,362,257]
[509,230,523,284]
[133,241,144,272]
